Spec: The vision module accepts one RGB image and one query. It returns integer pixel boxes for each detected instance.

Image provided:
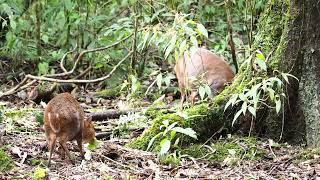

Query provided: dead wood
[88,105,174,121]
[95,132,112,140]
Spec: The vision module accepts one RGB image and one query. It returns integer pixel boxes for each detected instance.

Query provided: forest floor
[1,94,320,179]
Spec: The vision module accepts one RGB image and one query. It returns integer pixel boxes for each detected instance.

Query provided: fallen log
[87,105,174,121]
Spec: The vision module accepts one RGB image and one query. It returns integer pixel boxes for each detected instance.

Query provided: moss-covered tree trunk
[263,0,320,147]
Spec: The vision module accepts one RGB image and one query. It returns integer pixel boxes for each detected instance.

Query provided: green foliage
[35,111,44,125]
[224,50,298,126]
[138,14,208,61]
[297,148,320,161]
[33,167,47,180]
[128,113,184,150]
[87,138,101,151]
[146,119,197,155]
[0,148,14,172]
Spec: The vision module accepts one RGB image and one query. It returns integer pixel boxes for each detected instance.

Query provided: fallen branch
[0,77,28,97]
[95,132,112,140]
[60,44,78,73]
[25,51,132,83]
[0,51,132,98]
[88,105,173,121]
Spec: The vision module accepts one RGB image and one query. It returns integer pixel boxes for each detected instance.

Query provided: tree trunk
[264,0,320,147]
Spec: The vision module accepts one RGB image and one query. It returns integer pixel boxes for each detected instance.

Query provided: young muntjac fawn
[44,92,95,167]
[174,47,234,108]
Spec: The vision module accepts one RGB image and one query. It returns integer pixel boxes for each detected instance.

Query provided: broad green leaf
[179,39,187,55]
[37,62,49,76]
[165,34,177,59]
[190,36,198,47]
[164,122,178,135]
[170,130,176,139]
[268,88,275,101]
[255,51,265,61]
[241,101,247,115]
[147,133,162,151]
[164,74,174,87]
[87,139,101,150]
[248,106,256,117]
[256,58,267,71]
[171,127,197,139]
[9,20,16,30]
[232,109,243,127]
[196,23,208,38]
[64,0,73,10]
[281,73,299,83]
[190,46,197,56]
[199,86,205,100]
[140,31,150,50]
[224,98,233,112]
[275,97,281,113]
[239,93,246,101]
[159,138,171,155]
[204,85,212,98]
[156,73,163,89]
[41,34,49,44]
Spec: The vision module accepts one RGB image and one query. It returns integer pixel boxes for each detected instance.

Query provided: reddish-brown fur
[174,47,234,108]
[44,92,95,167]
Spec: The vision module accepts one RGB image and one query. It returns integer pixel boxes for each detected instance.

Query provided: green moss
[30,159,43,166]
[4,108,37,118]
[181,136,266,162]
[35,111,44,125]
[180,144,209,158]
[253,0,292,69]
[94,86,122,98]
[158,153,181,166]
[0,149,14,172]
[127,113,184,150]
[296,148,320,161]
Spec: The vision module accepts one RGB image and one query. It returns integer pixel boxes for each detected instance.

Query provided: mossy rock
[0,149,14,172]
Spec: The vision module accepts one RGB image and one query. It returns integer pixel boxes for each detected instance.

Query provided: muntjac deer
[174,47,234,108]
[44,92,95,167]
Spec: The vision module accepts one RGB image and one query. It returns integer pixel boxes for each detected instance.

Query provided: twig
[0,52,132,98]
[45,33,133,78]
[60,44,78,73]
[130,5,138,72]
[75,65,92,79]
[0,77,28,97]
[101,154,139,173]
[225,0,238,73]
[144,77,158,96]
[199,126,224,148]
[25,51,133,84]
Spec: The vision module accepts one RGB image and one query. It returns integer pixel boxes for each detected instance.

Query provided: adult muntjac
[44,93,95,167]
[174,47,234,108]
